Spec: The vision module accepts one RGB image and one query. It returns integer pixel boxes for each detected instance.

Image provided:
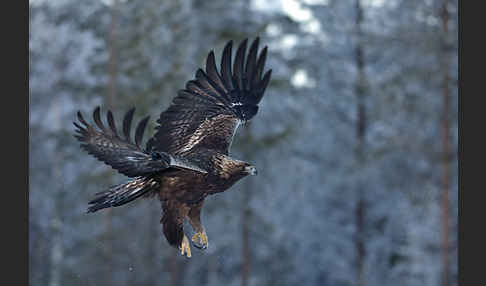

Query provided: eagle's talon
[179,235,192,258]
[191,231,209,250]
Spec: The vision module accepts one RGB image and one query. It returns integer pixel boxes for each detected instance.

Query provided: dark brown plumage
[74,38,271,258]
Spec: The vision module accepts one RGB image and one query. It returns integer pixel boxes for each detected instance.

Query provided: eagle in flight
[74,38,271,258]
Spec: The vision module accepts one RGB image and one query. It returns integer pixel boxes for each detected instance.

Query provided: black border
[11,1,29,285]
[460,0,476,285]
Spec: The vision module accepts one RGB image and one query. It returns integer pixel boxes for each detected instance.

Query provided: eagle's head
[217,156,257,181]
[243,163,258,176]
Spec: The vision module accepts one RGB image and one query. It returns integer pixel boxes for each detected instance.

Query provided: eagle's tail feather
[87,177,159,213]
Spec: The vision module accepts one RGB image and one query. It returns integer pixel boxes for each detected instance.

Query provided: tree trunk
[354,1,367,286]
[241,1,253,285]
[241,183,251,286]
[168,252,180,286]
[48,101,64,286]
[48,219,63,286]
[168,251,188,286]
[107,0,119,110]
[439,1,451,286]
[102,0,119,283]
[145,206,160,286]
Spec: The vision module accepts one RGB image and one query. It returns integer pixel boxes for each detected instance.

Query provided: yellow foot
[191,230,209,250]
[179,235,192,258]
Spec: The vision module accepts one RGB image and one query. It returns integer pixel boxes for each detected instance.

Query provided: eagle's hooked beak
[245,165,258,176]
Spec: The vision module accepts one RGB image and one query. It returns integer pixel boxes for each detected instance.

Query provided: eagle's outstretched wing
[146,38,272,156]
[74,107,207,178]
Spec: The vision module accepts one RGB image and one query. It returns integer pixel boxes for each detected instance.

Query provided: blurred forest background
[29,0,458,285]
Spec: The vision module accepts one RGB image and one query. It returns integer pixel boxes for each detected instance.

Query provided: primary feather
[146,37,272,156]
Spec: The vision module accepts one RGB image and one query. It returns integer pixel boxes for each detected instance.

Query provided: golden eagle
[74,38,271,258]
